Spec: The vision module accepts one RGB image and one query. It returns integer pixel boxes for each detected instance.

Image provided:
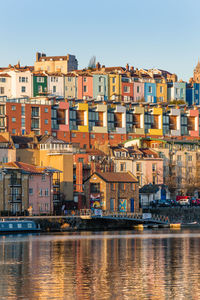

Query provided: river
[0,229,200,299]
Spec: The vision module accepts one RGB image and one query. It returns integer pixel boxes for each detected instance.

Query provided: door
[130,198,134,213]
[110,198,115,212]
[119,199,127,212]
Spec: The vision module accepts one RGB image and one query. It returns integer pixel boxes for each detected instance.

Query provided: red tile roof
[93,172,138,183]
[4,162,46,173]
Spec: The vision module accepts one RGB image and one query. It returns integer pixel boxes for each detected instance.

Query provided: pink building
[133,81,144,102]
[3,162,60,215]
[187,109,199,137]
[77,74,93,99]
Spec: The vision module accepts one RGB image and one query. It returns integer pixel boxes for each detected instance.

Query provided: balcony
[8,194,22,203]
[9,179,21,186]
[31,113,40,118]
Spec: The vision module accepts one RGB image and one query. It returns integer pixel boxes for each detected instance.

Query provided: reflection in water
[0,231,200,299]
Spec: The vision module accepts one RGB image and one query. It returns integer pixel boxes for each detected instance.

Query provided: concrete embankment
[149,207,200,224]
[32,217,144,232]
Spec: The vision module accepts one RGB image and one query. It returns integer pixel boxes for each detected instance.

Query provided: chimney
[126,63,129,71]
[36,52,41,62]
[96,62,101,70]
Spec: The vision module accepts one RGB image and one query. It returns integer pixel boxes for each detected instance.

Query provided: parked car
[157,199,171,207]
[178,198,190,206]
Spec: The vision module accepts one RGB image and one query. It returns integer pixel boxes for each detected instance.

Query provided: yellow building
[108,73,121,101]
[148,107,163,136]
[156,80,167,102]
[34,52,78,74]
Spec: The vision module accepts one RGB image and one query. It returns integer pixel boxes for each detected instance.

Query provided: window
[42,174,46,181]
[124,86,130,93]
[111,183,115,191]
[83,77,87,82]
[91,134,95,139]
[12,117,16,122]
[37,77,44,83]
[188,167,192,173]
[78,158,84,163]
[45,119,48,124]
[152,175,157,184]
[136,163,141,172]
[112,77,116,84]
[83,85,87,92]
[148,86,152,93]
[152,164,156,172]
[120,163,126,172]
[45,130,48,135]
[11,105,16,111]
[39,189,43,196]
[53,86,56,93]
[131,183,135,191]
[0,78,6,83]
[0,87,4,94]
[21,106,25,116]
[98,86,102,93]
[21,86,26,93]
[72,133,76,138]
[90,183,100,193]
[45,189,49,196]
[188,155,192,161]
[29,188,33,195]
[45,108,48,113]
[137,86,140,93]
[112,86,115,93]
[177,155,182,161]
[120,183,125,191]
[21,118,25,127]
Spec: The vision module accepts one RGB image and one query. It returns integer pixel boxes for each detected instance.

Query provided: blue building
[186,83,200,105]
[144,82,156,103]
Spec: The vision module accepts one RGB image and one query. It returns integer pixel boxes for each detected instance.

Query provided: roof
[0,135,9,143]
[87,171,138,183]
[38,135,66,144]
[3,162,60,174]
[86,149,106,156]
[11,136,34,146]
[0,73,10,78]
[140,184,167,194]
[38,55,71,62]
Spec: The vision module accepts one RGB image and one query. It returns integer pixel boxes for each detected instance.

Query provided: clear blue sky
[1,0,200,81]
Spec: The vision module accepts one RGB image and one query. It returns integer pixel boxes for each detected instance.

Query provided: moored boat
[0,219,40,233]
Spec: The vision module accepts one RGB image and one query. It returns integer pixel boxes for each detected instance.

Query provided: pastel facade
[64,74,77,99]
[77,75,93,100]
[93,74,108,101]
[168,82,186,102]
[34,52,78,74]
[48,74,64,97]
[144,82,156,103]
[133,81,144,102]
[0,74,11,97]
[156,81,167,102]
[108,74,121,101]
[7,69,33,98]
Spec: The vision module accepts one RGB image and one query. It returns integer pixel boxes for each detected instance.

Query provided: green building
[33,73,47,97]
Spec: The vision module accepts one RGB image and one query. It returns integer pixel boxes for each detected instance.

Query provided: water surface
[0,229,200,299]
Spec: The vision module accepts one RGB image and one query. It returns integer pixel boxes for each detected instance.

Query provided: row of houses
[0,131,200,212]
[1,52,200,105]
[0,96,200,147]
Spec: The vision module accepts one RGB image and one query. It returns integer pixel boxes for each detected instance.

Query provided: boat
[0,219,40,233]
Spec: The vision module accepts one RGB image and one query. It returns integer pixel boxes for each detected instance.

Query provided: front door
[130,198,134,212]
[110,198,115,212]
